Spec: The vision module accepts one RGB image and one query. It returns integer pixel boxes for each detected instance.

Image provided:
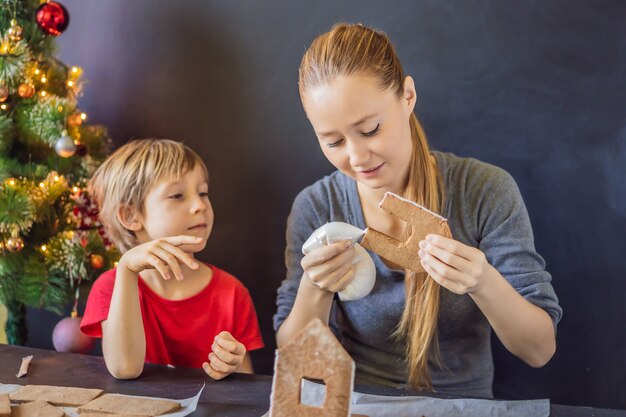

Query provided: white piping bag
[302,222,376,301]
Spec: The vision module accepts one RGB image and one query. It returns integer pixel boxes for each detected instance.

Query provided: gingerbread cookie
[270,318,357,417]
[78,394,180,416]
[9,384,103,406]
[12,400,65,417]
[360,192,452,272]
[79,414,148,417]
[0,394,10,417]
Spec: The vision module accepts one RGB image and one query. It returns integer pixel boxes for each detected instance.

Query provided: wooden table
[0,344,623,416]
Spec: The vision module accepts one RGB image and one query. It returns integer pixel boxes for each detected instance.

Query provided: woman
[274,23,561,398]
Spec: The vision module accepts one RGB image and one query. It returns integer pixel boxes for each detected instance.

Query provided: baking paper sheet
[262,379,549,417]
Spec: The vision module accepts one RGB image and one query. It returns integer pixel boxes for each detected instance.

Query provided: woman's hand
[202,331,247,380]
[418,234,494,295]
[419,234,557,367]
[119,235,202,281]
[300,240,356,293]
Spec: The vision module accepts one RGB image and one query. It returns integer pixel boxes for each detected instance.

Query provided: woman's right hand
[301,239,356,293]
[118,235,201,281]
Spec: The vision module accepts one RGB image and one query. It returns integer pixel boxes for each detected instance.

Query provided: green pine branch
[14,96,74,146]
[0,156,50,180]
[17,256,70,315]
[0,250,24,305]
[0,114,12,155]
[0,35,32,88]
[0,184,34,232]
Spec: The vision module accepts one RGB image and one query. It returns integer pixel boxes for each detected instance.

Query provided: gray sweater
[274,151,562,398]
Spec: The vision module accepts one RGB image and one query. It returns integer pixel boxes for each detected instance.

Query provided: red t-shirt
[81,265,264,368]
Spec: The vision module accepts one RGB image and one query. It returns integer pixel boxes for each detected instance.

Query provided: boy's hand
[202,331,246,380]
[119,236,202,281]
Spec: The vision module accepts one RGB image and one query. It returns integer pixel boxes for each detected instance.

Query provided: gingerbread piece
[270,318,367,417]
[0,394,10,417]
[9,384,103,406]
[79,414,148,417]
[12,400,65,417]
[360,192,451,272]
[16,354,33,377]
[77,394,180,416]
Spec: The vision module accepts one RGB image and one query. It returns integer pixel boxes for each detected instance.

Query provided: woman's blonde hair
[89,139,208,253]
[299,23,445,390]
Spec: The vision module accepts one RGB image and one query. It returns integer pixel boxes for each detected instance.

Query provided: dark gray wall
[25,0,626,410]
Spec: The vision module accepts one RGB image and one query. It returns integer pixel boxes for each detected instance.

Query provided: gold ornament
[69,66,83,79]
[90,254,105,269]
[0,85,9,102]
[67,112,83,126]
[17,82,35,98]
[7,19,24,42]
[6,235,24,252]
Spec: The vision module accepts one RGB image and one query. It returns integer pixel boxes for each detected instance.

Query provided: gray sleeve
[472,165,563,329]
[273,187,327,332]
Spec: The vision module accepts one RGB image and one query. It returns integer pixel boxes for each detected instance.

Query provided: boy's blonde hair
[89,139,208,253]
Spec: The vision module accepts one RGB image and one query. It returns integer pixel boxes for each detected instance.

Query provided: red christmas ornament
[52,316,94,354]
[36,1,70,36]
[75,142,88,156]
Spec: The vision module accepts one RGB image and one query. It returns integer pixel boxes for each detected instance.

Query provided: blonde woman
[274,23,561,397]
[81,139,264,380]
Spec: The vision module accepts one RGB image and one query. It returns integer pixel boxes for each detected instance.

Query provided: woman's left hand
[418,234,493,295]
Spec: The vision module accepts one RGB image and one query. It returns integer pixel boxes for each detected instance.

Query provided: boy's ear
[116,205,143,232]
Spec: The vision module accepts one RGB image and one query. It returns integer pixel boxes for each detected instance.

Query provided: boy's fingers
[208,354,235,373]
[148,255,171,280]
[161,242,199,270]
[165,235,204,246]
[202,362,227,380]
[216,333,246,355]
[217,331,233,340]
[212,342,238,365]
[152,246,183,281]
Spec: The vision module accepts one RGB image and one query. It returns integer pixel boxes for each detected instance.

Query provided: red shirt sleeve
[231,281,265,352]
[80,269,117,337]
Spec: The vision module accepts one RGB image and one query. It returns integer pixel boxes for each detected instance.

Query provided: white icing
[383,191,448,221]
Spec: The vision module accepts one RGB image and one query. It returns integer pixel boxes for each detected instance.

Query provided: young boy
[81,139,264,380]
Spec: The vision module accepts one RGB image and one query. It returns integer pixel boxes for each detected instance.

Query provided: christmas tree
[0,0,119,346]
